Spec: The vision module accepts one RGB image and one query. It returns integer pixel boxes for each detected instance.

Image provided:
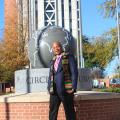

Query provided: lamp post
[79,0,84,68]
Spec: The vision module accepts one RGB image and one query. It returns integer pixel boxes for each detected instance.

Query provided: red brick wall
[0,102,65,120]
[0,98,120,120]
[75,99,120,120]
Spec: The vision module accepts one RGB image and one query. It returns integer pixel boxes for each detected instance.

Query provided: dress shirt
[54,54,62,71]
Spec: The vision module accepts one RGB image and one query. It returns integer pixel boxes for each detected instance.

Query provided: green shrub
[101,87,120,93]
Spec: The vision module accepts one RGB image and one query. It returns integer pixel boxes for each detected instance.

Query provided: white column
[22,0,29,43]
[58,0,62,27]
[29,0,36,38]
[38,0,45,29]
[55,0,58,25]
[71,0,79,69]
[23,1,29,26]
[31,0,36,31]
[28,0,31,38]
[64,0,70,31]
[79,0,84,68]
[71,0,78,39]
[33,0,36,31]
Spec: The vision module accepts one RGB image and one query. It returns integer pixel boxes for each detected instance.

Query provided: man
[48,41,78,120]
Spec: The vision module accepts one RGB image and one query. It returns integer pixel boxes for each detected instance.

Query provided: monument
[15,26,76,93]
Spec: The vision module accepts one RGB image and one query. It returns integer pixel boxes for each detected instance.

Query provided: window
[44,0,56,26]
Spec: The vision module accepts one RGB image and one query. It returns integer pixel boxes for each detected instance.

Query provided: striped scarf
[49,52,72,94]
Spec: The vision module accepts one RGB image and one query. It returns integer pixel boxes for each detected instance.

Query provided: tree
[83,29,117,69]
[0,26,29,83]
[83,36,96,68]
[0,0,29,84]
[98,0,117,18]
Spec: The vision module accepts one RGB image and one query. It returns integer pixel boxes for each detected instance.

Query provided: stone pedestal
[77,68,92,91]
[15,68,49,93]
[15,68,93,93]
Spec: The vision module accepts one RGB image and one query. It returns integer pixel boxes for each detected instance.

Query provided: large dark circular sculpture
[28,26,76,68]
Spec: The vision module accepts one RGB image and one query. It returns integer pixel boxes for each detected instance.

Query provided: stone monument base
[15,68,49,93]
[15,68,93,93]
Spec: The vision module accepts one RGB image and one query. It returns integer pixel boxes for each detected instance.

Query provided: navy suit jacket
[48,54,78,95]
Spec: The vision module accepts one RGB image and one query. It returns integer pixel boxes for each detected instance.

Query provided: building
[4,0,18,39]
[4,0,18,29]
[17,0,81,40]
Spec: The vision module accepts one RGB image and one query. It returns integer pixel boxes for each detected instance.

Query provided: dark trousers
[49,92,76,120]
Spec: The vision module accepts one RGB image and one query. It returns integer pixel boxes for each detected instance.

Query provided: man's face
[52,43,62,55]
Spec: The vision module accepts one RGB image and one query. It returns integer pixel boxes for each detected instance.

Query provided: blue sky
[0,0,4,39]
[104,56,119,76]
[81,0,116,37]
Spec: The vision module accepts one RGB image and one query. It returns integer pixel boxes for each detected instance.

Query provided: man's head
[52,41,63,55]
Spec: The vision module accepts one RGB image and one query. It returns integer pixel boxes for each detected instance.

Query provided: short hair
[52,41,62,48]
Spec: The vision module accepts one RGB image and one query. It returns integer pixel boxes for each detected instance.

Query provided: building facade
[4,0,18,39]
[17,0,81,40]
[4,0,18,28]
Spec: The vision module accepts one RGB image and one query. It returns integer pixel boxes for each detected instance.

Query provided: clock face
[28,26,76,68]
